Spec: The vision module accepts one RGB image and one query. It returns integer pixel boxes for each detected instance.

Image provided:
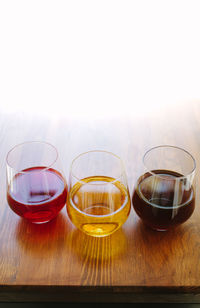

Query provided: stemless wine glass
[132,145,196,231]
[6,141,67,224]
[67,150,131,237]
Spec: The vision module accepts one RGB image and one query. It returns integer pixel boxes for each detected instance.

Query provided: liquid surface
[67,176,130,237]
[132,170,195,231]
[7,167,67,223]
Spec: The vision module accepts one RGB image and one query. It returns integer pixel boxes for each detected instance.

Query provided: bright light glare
[0,0,200,118]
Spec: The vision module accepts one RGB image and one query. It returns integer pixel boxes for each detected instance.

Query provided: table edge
[0,285,200,303]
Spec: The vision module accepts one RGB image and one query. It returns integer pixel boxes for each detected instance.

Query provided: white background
[0,0,200,118]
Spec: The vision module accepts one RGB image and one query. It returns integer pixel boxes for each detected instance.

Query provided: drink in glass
[132,145,196,231]
[67,150,131,237]
[6,141,67,223]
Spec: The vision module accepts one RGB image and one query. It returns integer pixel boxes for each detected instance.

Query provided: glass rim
[6,141,58,173]
[143,145,196,180]
[70,150,126,185]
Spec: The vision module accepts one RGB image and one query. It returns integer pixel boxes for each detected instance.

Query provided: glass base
[24,218,54,224]
[31,220,51,224]
[143,222,169,232]
[150,227,169,232]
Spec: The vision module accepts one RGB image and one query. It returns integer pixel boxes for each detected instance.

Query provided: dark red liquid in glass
[7,166,67,223]
[132,170,195,231]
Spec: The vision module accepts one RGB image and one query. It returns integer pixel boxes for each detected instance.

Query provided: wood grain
[0,101,200,302]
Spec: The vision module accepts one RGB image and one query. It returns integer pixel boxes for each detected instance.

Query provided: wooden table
[0,101,200,303]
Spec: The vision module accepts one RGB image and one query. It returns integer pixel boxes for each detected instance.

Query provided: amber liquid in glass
[67,176,131,237]
[132,169,195,231]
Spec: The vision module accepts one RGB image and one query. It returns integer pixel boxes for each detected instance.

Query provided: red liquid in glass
[132,170,195,231]
[7,166,67,223]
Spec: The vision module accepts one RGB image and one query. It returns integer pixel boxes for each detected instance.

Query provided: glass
[132,145,196,231]
[6,141,67,224]
[67,150,131,237]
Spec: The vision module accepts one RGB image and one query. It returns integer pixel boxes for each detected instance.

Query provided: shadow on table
[68,227,128,261]
[15,212,73,258]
